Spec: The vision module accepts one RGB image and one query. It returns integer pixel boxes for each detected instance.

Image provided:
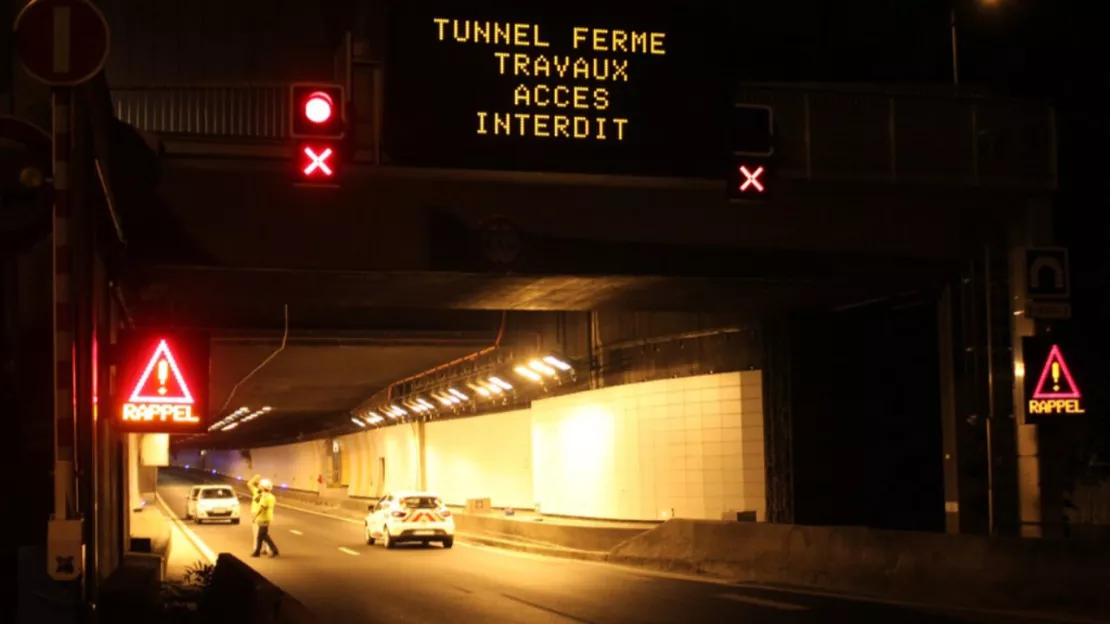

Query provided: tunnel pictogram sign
[1027,344,1085,416]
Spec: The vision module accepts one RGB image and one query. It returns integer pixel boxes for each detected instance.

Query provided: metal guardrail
[110,81,1056,189]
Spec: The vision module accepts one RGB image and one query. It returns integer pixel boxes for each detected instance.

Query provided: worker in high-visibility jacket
[246,475,270,555]
[250,478,279,557]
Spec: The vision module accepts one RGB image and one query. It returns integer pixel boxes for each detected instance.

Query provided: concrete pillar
[416,421,427,491]
[938,285,963,533]
[1008,198,1055,538]
[127,433,141,511]
[140,434,169,466]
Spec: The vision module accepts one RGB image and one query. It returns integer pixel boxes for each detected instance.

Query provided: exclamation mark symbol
[157,359,168,396]
[1051,361,1061,392]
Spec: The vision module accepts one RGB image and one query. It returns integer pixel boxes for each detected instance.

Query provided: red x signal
[739,165,765,193]
[301,145,334,178]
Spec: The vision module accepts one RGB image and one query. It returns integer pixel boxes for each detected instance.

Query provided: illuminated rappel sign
[1027,344,1085,416]
[384,2,727,178]
[115,331,210,433]
[122,340,198,423]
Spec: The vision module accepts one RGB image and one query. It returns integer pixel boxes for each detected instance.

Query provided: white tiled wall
[425,409,533,508]
[531,371,765,521]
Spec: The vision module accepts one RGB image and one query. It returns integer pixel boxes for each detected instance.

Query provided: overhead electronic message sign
[115,330,210,434]
[384,1,727,179]
[1022,334,1093,425]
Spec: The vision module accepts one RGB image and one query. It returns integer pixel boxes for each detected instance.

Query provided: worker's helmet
[259,478,273,491]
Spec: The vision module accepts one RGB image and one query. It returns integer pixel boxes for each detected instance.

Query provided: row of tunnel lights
[211,405,273,432]
[349,355,573,428]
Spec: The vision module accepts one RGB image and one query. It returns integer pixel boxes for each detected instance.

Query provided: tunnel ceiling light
[528,360,557,376]
[514,366,542,382]
[543,356,572,371]
[468,383,491,397]
[367,415,384,425]
[389,404,407,415]
[416,398,435,410]
[485,382,503,394]
[222,422,239,431]
[448,388,469,401]
[262,406,273,412]
[434,394,453,407]
[490,376,513,390]
[351,417,366,427]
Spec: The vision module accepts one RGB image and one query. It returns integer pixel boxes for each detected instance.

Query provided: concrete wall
[531,372,764,521]
[425,409,533,509]
[173,371,766,521]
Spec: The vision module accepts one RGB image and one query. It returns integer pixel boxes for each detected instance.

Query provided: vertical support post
[52,88,76,521]
[938,285,962,533]
[1009,199,1055,538]
[416,421,427,491]
[72,81,99,601]
[588,311,605,390]
[950,7,960,86]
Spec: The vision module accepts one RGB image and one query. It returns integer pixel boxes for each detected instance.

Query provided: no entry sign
[14,0,110,86]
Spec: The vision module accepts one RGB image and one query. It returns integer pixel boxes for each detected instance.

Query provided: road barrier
[199,553,313,623]
[608,519,1110,616]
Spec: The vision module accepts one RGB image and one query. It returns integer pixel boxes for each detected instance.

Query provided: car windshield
[399,496,440,509]
[200,488,234,500]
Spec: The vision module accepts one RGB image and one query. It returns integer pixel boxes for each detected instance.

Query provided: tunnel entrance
[790,291,945,533]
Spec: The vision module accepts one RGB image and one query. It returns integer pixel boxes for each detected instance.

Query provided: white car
[185,485,241,524]
[365,491,455,549]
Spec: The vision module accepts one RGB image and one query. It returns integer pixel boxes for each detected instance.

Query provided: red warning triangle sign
[128,340,195,405]
[1031,344,1081,400]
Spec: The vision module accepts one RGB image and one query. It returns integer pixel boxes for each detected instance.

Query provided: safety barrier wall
[608,519,1110,616]
[174,371,765,521]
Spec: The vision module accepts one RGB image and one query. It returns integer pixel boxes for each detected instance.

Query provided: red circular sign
[14,0,110,87]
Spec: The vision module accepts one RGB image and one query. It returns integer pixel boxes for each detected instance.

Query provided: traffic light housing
[727,104,774,201]
[289,83,346,139]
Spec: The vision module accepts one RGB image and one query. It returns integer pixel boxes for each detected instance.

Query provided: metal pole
[950,7,960,86]
[983,245,996,536]
[53,88,76,521]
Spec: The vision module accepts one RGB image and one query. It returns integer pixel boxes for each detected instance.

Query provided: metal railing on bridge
[110,79,1055,190]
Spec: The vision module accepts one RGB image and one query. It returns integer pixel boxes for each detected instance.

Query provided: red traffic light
[289,83,345,139]
[304,92,334,124]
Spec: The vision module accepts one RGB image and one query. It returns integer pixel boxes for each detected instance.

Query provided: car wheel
[231,519,240,525]
[383,527,395,549]
[442,537,454,549]
[365,524,375,545]
[194,516,202,525]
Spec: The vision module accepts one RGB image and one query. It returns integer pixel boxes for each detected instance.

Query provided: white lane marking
[715,592,808,611]
[289,529,304,536]
[338,547,360,556]
[52,7,71,73]
[155,493,216,564]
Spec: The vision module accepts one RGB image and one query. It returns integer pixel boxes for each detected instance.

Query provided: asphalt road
[157,471,1067,624]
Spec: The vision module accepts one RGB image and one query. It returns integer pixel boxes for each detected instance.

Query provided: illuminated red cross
[739,165,765,192]
[303,146,334,176]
